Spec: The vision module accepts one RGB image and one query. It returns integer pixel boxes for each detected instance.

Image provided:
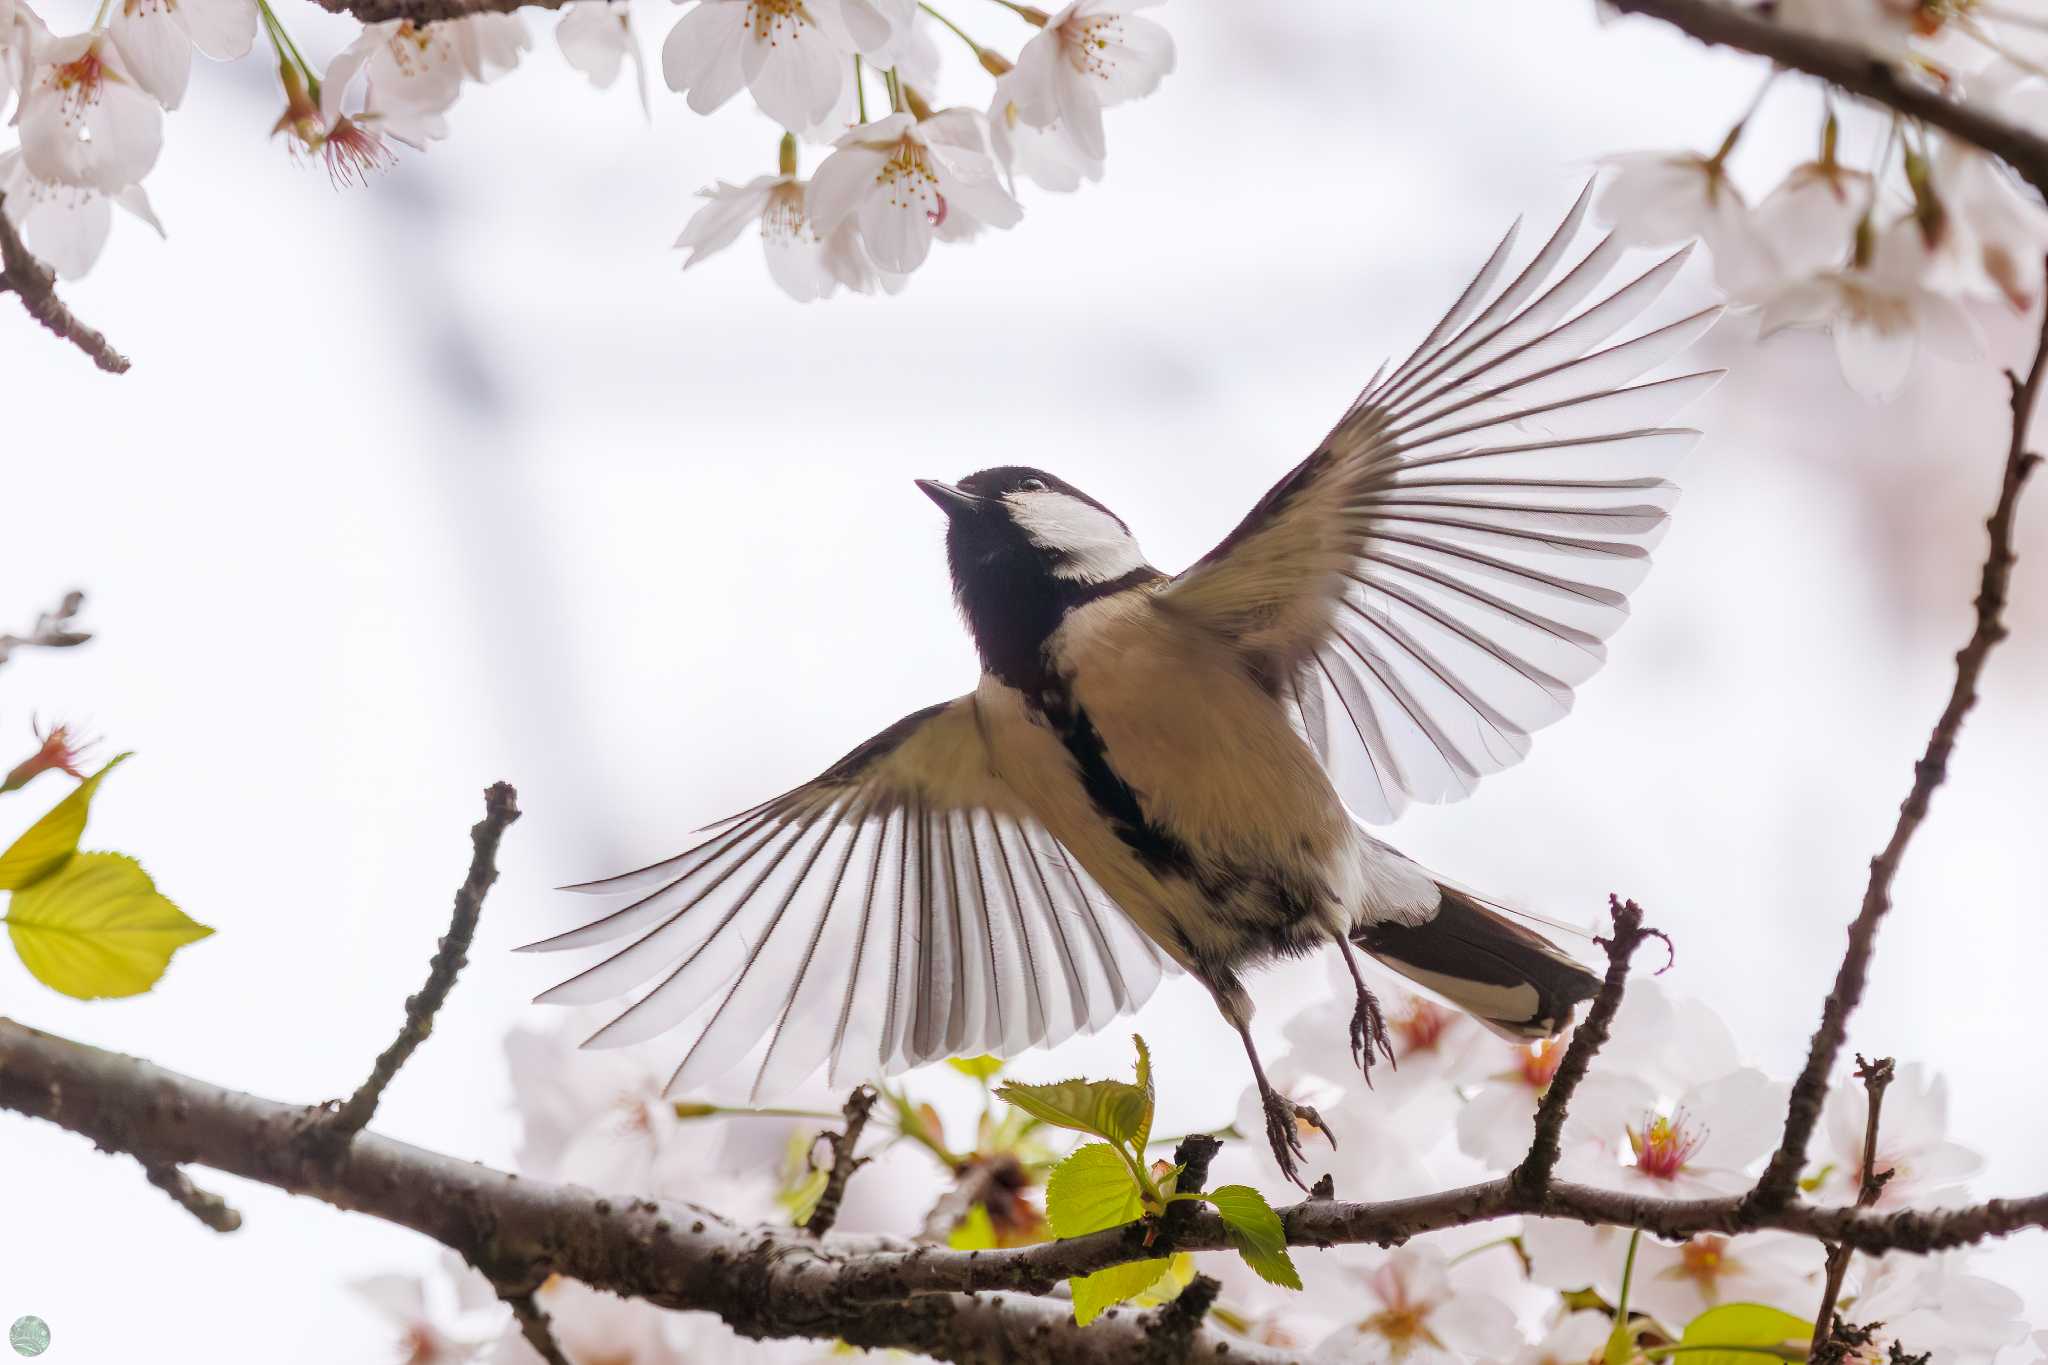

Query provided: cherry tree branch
[308,0,570,23]
[1512,896,1668,1200]
[0,591,93,670]
[1608,0,2048,194]
[804,1084,878,1239]
[1811,1055,1895,1358]
[0,196,132,374]
[309,782,522,1148]
[1746,279,2047,1212]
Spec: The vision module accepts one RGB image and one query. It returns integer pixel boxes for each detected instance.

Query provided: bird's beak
[915,478,982,517]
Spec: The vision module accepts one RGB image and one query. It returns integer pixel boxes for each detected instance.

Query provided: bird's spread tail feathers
[1352,885,1600,1040]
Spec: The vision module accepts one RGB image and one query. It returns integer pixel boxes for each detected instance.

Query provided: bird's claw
[1349,985,1397,1083]
[1260,1089,1336,1192]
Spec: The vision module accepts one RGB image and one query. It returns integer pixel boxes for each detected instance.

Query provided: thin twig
[503,1290,575,1365]
[141,1161,243,1233]
[1747,279,2047,1212]
[805,1084,878,1238]
[1811,1056,1897,1359]
[311,783,521,1147]
[0,591,92,670]
[0,195,131,373]
[1512,897,1669,1199]
[1610,0,2048,194]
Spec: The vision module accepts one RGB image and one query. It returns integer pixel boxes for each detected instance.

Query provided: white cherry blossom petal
[19,34,165,192]
[178,0,257,61]
[110,0,193,109]
[662,0,746,114]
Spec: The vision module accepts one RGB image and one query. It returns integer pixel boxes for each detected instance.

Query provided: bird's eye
[1018,477,1048,493]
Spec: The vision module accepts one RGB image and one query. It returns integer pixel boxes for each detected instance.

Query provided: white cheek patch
[1008,492,1147,583]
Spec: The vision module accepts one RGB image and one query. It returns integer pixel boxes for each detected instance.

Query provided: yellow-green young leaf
[1071,1258,1169,1326]
[947,1055,1005,1083]
[1678,1304,1813,1365]
[995,1077,1149,1147]
[0,753,131,890]
[1127,1252,1195,1309]
[5,851,209,999]
[1131,1034,1155,1154]
[947,1204,997,1251]
[1045,1142,1143,1239]
[1206,1184,1301,1290]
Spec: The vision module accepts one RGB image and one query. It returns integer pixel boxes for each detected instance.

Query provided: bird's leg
[1337,935,1397,1081]
[1232,1020,1334,1192]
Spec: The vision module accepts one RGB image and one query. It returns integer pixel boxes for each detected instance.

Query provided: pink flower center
[1393,998,1451,1055]
[322,118,395,189]
[1518,1039,1564,1092]
[747,0,815,44]
[1676,1234,1728,1288]
[1627,1109,1707,1181]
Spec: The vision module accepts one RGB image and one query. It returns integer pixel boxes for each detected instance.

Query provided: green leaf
[5,851,210,999]
[995,1077,1150,1147]
[1071,1257,1170,1326]
[947,1055,1005,1083]
[1677,1304,1814,1365]
[947,1204,997,1250]
[1205,1184,1301,1290]
[1129,1252,1195,1308]
[1045,1142,1143,1239]
[0,753,130,890]
[1131,1034,1154,1154]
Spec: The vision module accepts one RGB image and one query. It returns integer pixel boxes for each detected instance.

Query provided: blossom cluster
[1598,5,2048,401]
[0,0,1171,304]
[349,960,2038,1364]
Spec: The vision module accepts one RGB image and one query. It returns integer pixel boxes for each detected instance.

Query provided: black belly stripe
[1037,689,1197,877]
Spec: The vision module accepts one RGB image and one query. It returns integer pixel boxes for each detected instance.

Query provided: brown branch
[0,195,131,374]
[804,1084,877,1238]
[1747,275,2047,1213]
[309,0,568,23]
[9,1013,2047,1361]
[1512,896,1667,1199]
[1811,1056,1896,1359]
[310,782,521,1148]
[503,1290,575,1365]
[0,591,93,670]
[0,1017,1293,1364]
[141,1161,243,1233]
[1609,0,2048,194]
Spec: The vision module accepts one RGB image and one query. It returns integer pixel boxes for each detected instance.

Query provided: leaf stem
[919,3,986,58]
[853,54,868,123]
[1605,1228,1643,1365]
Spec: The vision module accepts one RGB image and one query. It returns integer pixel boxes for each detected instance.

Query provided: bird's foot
[1349,984,1397,1082]
[1261,1087,1336,1192]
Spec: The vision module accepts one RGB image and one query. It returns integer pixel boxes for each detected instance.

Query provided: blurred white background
[3,0,2045,1359]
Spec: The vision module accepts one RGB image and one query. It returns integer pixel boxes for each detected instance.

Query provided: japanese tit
[523,185,1722,1187]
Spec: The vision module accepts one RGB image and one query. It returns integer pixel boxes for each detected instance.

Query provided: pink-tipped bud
[2,720,96,795]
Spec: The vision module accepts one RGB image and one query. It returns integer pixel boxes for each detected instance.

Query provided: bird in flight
[523,185,1722,1188]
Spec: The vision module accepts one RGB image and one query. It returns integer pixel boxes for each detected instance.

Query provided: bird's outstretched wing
[521,697,1168,1099]
[1160,184,1723,823]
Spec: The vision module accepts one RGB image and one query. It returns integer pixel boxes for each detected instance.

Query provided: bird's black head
[916,466,1156,690]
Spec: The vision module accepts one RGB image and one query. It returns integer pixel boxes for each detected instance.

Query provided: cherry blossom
[0,148,161,280]
[1927,137,2048,310]
[660,0,849,133]
[107,0,255,111]
[1629,1231,1820,1327]
[1814,1060,1983,1208]
[17,31,165,193]
[1750,153,1874,283]
[1307,1245,1520,1364]
[352,1252,504,1364]
[675,172,865,301]
[556,1,648,116]
[315,38,457,179]
[332,14,529,123]
[1758,218,1983,401]
[1838,1252,2030,1364]
[1508,1309,1609,1365]
[1454,1034,1650,1170]
[807,108,1020,273]
[1007,0,1174,162]
[989,68,1103,193]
